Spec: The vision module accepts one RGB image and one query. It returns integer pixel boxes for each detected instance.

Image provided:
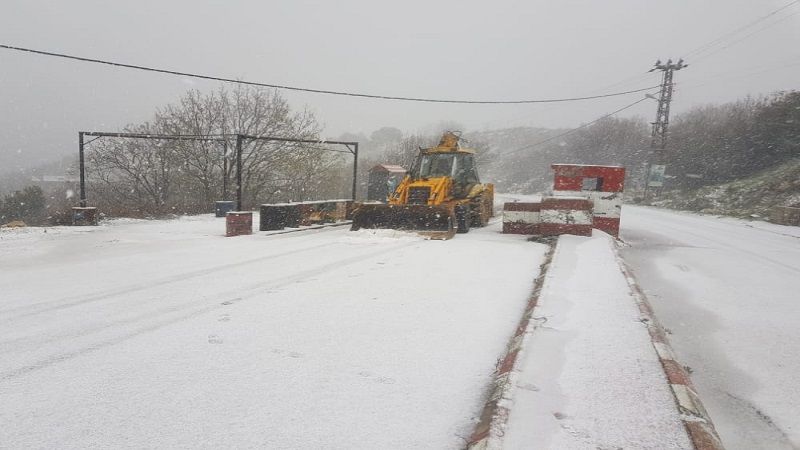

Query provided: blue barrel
[215,201,235,217]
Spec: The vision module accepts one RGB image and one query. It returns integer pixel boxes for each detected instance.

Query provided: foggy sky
[1,0,799,171]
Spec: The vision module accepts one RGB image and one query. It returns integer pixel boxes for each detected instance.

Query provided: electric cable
[0,43,658,105]
[677,58,800,90]
[684,0,799,58]
[691,10,800,63]
[502,95,654,156]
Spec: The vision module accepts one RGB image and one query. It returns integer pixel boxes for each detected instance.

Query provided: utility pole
[643,58,687,202]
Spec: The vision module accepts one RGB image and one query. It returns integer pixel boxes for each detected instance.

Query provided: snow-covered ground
[503,232,691,449]
[620,206,800,449]
[7,202,791,449]
[0,215,547,449]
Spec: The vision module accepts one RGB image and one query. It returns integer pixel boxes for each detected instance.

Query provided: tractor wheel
[456,205,471,234]
[471,194,491,227]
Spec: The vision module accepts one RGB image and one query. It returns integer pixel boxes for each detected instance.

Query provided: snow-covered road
[0,216,547,449]
[620,206,800,450]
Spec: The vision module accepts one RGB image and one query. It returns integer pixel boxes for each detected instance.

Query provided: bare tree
[157,89,227,208]
[89,122,179,215]
[86,86,342,215]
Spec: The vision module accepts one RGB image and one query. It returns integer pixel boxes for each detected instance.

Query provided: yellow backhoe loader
[351,131,494,239]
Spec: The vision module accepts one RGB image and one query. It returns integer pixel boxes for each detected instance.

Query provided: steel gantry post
[78,132,86,207]
[352,142,359,201]
[235,134,244,211]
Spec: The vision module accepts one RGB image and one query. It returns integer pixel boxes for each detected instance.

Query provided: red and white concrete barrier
[502,164,626,238]
[539,197,593,237]
[552,164,625,237]
[502,197,593,237]
[502,202,540,235]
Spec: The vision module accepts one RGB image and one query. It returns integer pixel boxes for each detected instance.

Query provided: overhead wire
[677,57,800,90]
[501,95,654,156]
[690,9,800,63]
[584,71,656,96]
[553,0,800,111]
[683,0,799,59]
[0,43,658,105]
[513,0,800,133]
[481,69,660,130]
[4,4,795,162]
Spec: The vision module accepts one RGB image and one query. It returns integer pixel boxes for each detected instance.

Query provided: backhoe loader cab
[351,131,494,239]
[399,151,480,204]
[415,152,479,184]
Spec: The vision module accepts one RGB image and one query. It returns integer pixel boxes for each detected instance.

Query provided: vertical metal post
[78,131,86,207]
[351,142,359,201]
[236,134,243,211]
[222,139,228,200]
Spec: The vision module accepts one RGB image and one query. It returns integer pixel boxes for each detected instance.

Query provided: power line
[480,67,664,129]
[685,0,799,60]
[692,10,800,63]
[502,96,654,156]
[497,2,799,111]
[585,71,657,96]
[0,43,659,105]
[482,70,660,129]
[677,56,800,90]
[492,0,799,123]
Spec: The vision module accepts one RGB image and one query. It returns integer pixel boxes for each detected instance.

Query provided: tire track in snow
[724,391,794,448]
[0,240,416,382]
[632,213,800,274]
[0,238,358,351]
[0,241,339,321]
[0,237,405,349]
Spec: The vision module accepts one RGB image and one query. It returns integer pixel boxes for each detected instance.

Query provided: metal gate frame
[78,131,359,211]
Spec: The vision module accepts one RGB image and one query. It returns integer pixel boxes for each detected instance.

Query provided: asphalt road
[620,206,800,450]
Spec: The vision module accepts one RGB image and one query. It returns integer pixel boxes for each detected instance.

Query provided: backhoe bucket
[351,203,456,240]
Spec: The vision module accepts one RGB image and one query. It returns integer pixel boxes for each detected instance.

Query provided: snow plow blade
[350,203,456,240]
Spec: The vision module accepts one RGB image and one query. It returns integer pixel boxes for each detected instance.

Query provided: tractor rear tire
[456,205,471,234]
[471,194,491,227]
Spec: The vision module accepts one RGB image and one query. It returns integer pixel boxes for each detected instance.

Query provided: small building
[367,164,407,202]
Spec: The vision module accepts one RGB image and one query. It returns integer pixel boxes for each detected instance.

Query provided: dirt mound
[1,220,27,228]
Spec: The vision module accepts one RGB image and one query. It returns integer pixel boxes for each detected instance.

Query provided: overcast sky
[1,0,799,170]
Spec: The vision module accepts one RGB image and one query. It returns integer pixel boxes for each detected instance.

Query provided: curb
[465,238,557,450]
[612,239,725,450]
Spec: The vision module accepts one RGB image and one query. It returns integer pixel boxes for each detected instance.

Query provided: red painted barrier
[551,164,625,237]
[502,202,541,235]
[539,197,593,237]
[226,211,253,237]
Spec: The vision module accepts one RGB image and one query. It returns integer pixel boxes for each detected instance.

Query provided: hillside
[469,124,647,195]
[654,158,800,218]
